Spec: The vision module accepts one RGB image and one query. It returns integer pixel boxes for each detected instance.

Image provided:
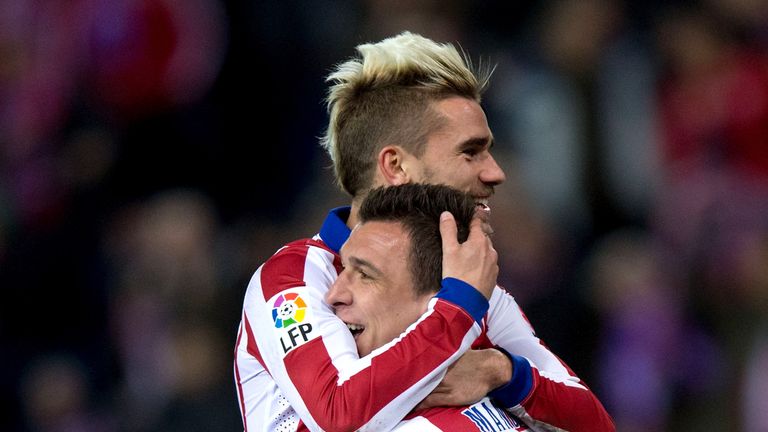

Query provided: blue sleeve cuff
[434,277,489,325]
[489,346,534,407]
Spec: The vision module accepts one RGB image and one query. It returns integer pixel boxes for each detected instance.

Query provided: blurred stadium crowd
[2,0,768,431]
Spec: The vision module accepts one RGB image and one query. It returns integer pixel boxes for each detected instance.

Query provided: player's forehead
[427,96,493,152]
[340,220,410,265]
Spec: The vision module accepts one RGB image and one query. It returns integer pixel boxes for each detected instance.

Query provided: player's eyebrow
[347,256,383,278]
[458,135,494,152]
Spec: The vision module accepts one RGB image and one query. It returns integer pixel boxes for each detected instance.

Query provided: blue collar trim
[319,206,351,254]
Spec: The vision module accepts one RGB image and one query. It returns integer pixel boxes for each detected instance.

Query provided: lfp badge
[272,292,307,328]
[270,290,315,356]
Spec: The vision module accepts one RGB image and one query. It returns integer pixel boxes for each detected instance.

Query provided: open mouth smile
[345,322,365,339]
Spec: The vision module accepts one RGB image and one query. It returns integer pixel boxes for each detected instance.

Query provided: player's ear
[378,145,411,186]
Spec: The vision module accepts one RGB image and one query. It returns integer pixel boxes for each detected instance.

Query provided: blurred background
[2,0,768,430]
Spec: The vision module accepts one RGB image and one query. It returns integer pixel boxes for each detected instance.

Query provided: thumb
[439,211,458,251]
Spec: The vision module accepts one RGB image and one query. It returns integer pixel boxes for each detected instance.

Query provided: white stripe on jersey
[392,416,444,431]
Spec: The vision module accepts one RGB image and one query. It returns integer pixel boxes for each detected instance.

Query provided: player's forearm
[485,348,614,431]
[260,278,489,431]
[485,289,615,431]
[291,303,477,430]
[484,347,513,390]
[510,367,615,432]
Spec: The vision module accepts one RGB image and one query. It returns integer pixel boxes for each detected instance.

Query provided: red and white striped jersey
[234,207,614,432]
[393,396,531,431]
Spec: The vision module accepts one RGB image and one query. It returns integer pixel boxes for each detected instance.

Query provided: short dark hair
[358,184,476,295]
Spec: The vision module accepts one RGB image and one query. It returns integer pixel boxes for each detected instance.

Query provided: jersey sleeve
[236,242,488,432]
[485,286,616,432]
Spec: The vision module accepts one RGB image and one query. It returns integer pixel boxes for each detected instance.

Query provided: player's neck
[348,187,375,229]
[346,201,361,230]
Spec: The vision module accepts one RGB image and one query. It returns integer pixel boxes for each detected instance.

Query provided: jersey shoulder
[258,237,339,299]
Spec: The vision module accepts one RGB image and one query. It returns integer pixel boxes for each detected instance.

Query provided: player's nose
[480,153,506,186]
[325,272,353,309]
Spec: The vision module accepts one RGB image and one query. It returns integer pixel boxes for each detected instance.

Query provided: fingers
[440,210,498,299]
[415,395,439,411]
[480,219,494,237]
[416,391,452,411]
[442,211,493,243]
[467,215,489,241]
[414,400,428,411]
[439,211,459,250]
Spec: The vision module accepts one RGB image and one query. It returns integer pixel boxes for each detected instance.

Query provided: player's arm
[414,347,513,410]
[240,255,485,432]
[239,213,497,432]
[484,287,616,432]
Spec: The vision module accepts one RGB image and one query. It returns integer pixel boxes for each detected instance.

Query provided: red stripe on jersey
[304,238,343,275]
[306,238,344,275]
[234,323,249,431]
[411,406,480,430]
[243,313,265,369]
[522,368,615,432]
[284,299,475,431]
[306,238,333,252]
[471,318,493,350]
[260,243,310,300]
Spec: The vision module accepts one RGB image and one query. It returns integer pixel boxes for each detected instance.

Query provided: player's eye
[461,148,480,159]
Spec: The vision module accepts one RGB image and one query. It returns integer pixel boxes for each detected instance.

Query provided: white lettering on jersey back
[462,397,525,431]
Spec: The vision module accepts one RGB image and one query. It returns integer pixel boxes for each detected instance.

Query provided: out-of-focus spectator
[653,5,768,262]
[104,189,238,431]
[488,0,658,243]
[743,321,768,431]
[149,320,242,432]
[656,5,768,190]
[485,0,659,388]
[20,354,117,432]
[489,157,562,307]
[651,4,768,429]
[86,0,226,119]
[588,231,725,431]
[705,0,768,49]
[359,0,468,44]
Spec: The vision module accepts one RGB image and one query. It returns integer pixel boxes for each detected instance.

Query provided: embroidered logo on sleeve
[272,292,307,328]
[268,289,318,357]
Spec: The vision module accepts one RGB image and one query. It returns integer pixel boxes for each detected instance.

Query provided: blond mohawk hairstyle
[321,31,491,197]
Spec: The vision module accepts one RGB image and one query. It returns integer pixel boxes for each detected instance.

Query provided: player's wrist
[489,346,534,407]
[486,346,513,389]
[436,277,489,325]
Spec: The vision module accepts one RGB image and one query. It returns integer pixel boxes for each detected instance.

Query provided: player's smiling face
[404,96,505,209]
[325,220,433,357]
